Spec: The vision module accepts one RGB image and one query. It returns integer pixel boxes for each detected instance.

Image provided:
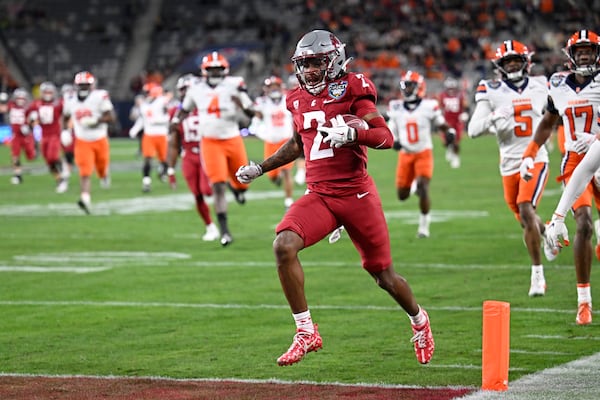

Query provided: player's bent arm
[99,109,116,124]
[259,134,303,173]
[467,100,493,138]
[523,111,560,159]
[554,140,600,216]
[169,108,190,127]
[355,112,393,149]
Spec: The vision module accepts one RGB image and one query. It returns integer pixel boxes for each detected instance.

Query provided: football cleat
[10,175,22,185]
[56,179,68,194]
[202,223,220,242]
[411,309,434,364]
[576,302,592,325]
[227,183,246,205]
[277,324,322,366]
[528,275,547,297]
[77,198,91,215]
[542,225,560,262]
[328,226,345,244]
[142,176,151,193]
[220,233,233,247]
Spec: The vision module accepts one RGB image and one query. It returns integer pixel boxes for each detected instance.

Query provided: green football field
[0,134,598,389]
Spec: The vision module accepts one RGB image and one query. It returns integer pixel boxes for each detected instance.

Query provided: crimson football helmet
[291,30,350,95]
[263,75,284,101]
[39,81,57,102]
[200,52,229,86]
[563,30,600,76]
[74,71,96,99]
[400,71,426,102]
[492,40,532,82]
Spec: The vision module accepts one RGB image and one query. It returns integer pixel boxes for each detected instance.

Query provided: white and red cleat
[576,302,592,325]
[411,309,435,364]
[277,324,322,366]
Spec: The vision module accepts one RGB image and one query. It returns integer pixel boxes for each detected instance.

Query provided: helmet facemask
[493,54,529,82]
[565,43,600,76]
[293,55,331,95]
[204,67,226,86]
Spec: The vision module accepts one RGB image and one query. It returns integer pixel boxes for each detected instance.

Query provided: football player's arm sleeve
[353,98,393,149]
[467,100,493,138]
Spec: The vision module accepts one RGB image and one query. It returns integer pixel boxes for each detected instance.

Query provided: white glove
[20,125,30,135]
[545,213,570,249]
[128,127,139,138]
[318,115,357,148]
[236,161,263,184]
[489,106,514,135]
[459,112,469,123]
[60,129,73,146]
[519,157,535,181]
[571,131,597,154]
[80,115,99,128]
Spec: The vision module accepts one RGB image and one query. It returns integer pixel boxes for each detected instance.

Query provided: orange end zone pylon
[481,300,510,391]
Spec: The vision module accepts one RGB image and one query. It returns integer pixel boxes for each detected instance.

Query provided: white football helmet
[291,30,350,95]
[74,71,96,99]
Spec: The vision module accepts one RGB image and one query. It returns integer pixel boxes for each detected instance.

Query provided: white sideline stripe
[0,300,582,315]
[0,266,110,273]
[455,351,600,400]
[0,372,474,391]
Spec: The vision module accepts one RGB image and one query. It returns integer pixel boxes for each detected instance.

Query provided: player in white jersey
[468,40,556,297]
[250,75,295,209]
[387,70,455,238]
[170,52,255,246]
[62,71,115,214]
[523,30,600,325]
[129,82,171,192]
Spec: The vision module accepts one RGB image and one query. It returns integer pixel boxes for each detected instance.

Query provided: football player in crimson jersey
[28,81,69,193]
[5,88,36,184]
[236,30,434,367]
[522,30,600,325]
[438,76,469,168]
[167,74,219,242]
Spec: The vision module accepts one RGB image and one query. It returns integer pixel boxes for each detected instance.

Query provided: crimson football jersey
[29,98,63,139]
[286,72,377,195]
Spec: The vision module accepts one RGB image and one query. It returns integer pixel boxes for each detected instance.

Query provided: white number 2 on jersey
[303,110,334,160]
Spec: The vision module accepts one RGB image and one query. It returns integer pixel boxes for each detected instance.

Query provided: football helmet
[143,82,163,98]
[74,71,96,99]
[443,77,459,92]
[563,30,600,76]
[61,83,75,99]
[39,81,57,102]
[12,87,29,107]
[492,40,532,82]
[291,30,350,95]
[263,75,284,101]
[200,52,229,86]
[400,71,426,102]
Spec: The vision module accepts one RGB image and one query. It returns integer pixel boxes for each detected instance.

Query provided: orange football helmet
[74,71,96,99]
[143,82,164,98]
[492,40,532,82]
[263,75,284,101]
[400,70,426,102]
[200,52,229,86]
[563,30,600,76]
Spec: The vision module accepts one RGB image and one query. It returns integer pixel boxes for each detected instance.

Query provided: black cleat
[77,199,91,214]
[227,183,246,205]
[220,233,233,247]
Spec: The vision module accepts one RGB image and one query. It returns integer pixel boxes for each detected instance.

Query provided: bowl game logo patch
[328,81,348,100]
